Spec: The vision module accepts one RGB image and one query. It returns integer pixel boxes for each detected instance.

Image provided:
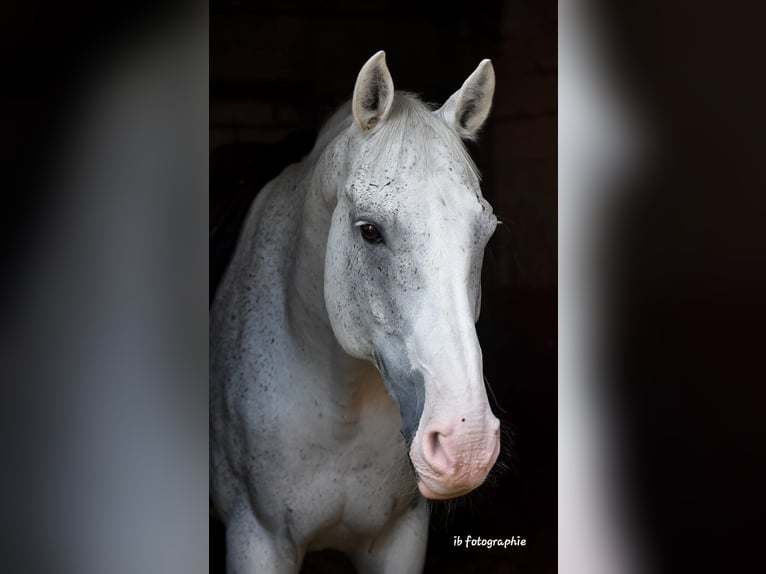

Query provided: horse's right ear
[352,51,395,132]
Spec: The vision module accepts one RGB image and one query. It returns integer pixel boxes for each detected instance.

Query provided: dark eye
[359,223,384,244]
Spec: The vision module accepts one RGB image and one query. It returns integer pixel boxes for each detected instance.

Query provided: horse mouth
[416,476,474,500]
[409,421,501,500]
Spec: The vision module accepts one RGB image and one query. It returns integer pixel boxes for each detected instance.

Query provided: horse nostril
[423,429,452,474]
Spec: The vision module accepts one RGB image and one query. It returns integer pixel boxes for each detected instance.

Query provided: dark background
[210,0,557,572]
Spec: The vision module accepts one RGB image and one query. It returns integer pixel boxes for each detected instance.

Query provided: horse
[210,51,501,573]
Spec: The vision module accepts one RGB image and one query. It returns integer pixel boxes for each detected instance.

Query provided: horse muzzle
[410,415,501,499]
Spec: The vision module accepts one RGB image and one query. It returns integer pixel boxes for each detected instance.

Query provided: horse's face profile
[323,52,501,499]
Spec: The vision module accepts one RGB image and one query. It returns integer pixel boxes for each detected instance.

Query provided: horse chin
[411,451,483,500]
[416,479,474,500]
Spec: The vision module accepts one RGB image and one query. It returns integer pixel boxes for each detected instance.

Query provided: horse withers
[210,51,500,573]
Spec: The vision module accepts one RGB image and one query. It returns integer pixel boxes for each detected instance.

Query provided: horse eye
[359,223,384,244]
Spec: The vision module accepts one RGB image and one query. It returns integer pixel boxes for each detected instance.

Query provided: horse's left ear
[352,51,395,132]
[437,59,495,140]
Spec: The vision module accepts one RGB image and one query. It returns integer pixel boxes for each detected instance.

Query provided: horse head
[323,51,500,499]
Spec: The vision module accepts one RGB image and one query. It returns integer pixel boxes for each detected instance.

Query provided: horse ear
[437,59,495,140]
[352,51,395,132]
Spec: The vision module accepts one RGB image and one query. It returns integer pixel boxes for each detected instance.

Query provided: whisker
[484,375,509,416]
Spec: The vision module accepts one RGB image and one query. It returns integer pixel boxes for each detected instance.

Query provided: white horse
[210,51,500,573]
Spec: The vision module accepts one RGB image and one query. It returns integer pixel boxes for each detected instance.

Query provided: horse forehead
[349,166,482,210]
[351,135,478,190]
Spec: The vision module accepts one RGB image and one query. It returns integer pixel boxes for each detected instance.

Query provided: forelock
[364,93,481,183]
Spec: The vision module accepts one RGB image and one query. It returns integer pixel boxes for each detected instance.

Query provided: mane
[310,92,481,182]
